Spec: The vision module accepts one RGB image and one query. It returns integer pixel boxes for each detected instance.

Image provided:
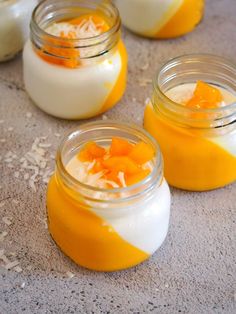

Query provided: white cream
[66,154,171,255]
[0,0,37,61]
[115,0,183,36]
[166,83,236,156]
[23,40,122,119]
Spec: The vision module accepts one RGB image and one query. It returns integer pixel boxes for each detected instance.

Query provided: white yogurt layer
[115,0,183,36]
[0,0,37,61]
[23,40,122,119]
[66,153,171,255]
[165,83,236,156]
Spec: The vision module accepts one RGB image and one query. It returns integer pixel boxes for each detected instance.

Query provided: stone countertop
[0,0,236,313]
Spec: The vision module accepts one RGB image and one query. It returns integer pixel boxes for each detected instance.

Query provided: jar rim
[56,120,163,202]
[31,0,121,45]
[153,53,236,114]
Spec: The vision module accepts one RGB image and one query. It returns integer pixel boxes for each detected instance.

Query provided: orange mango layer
[78,137,155,188]
[156,0,204,38]
[99,40,128,114]
[144,104,236,191]
[47,175,149,271]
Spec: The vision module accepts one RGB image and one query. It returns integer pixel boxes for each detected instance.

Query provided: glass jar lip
[31,0,121,45]
[153,53,236,114]
[56,120,162,195]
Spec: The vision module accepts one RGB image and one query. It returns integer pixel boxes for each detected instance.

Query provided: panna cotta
[47,122,171,271]
[0,0,37,61]
[23,0,127,119]
[144,55,236,191]
[115,0,204,38]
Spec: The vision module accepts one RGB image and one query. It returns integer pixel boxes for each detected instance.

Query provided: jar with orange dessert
[144,54,236,191]
[115,0,204,38]
[23,0,127,119]
[47,121,171,271]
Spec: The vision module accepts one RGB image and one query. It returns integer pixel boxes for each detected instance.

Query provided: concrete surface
[0,0,236,313]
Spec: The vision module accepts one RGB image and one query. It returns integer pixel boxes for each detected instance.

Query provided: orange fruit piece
[126,169,151,186]
[186,81,223,109]
[128,142,155,164]
[103,156,140,175]
[78,142,106,162]
[110,137,134,156]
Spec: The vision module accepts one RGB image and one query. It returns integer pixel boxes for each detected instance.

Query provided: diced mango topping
[38,14,109,68]
[79,142,106,162]
[186,81,223,109]
[77,138,155,188]
[128,141,155,164]
[110,137,133,156]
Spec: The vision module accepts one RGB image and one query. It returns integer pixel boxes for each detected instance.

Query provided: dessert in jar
[144,54,236,191]
[47,121,171,271]
[23,0,127,119]
[0,0,38,62]
[115,0,204,38]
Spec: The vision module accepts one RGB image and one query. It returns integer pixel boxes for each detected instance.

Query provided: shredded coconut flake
[138,78,152,87]
[118,172,126,188]
[5,260,19,270]
[2,217,12,226]
[66,271,75,279]
[26,112,32,118]
[14,266,22,273]
[0,231,8,242]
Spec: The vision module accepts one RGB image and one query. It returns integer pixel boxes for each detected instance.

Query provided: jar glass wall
[0,0,37,61]
[47,121,171,271]
[115,0,204,38]
[23,0,127,119]
[144,54,236,191]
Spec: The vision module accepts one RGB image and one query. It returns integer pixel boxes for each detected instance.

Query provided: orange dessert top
[186,81,223,109]
[75,137,155,188]
[39,14,110,68]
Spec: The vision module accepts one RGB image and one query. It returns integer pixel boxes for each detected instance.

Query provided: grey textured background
[0,0,236,313]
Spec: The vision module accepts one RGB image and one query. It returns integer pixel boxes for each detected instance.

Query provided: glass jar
[47,121,171,271]
[115,0,204,38]
[144,54,236,191]
[0,0,37,61]
[23,0,127,120]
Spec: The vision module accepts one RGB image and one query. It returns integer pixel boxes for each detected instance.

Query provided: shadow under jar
[23,0,127,119]
[47,121,171,271]
[144,54,236,191]
[115,0,204,38]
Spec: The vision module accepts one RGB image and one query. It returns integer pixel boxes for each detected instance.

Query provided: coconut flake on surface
[66,271,75,279]
[138,78,152,87]
[2,217,12,226]
[0,231,8,242]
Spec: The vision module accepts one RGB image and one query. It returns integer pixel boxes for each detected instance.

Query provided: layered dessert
[144,80,236,190]
[47,134,171,271]
[115,0,204,38]
[23,0,127,119]
[0,0,37,61]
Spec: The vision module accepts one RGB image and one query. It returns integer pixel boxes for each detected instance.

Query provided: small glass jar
[115,0,204,38]
[144,54,236,191]
[0,0,37,62]
[47,121,171,271]
[23,0,127,120]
